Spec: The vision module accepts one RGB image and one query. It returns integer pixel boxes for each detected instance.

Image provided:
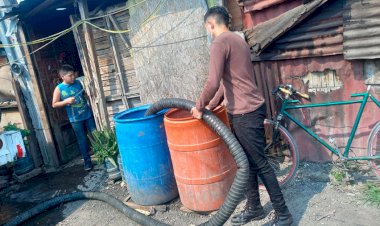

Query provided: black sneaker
[272,212,293,226]
[84,161,93,171]
[231,208,265,226]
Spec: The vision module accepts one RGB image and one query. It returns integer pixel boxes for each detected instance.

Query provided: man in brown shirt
[191,6,293,226]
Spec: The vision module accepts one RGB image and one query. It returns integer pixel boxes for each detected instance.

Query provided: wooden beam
[78,0,110,129]
[11,78,43,168]
[13,168,42,183]
[108,14,132,49]
[105,14,129,109]
[17,24,60,168]
[69,15,102,129]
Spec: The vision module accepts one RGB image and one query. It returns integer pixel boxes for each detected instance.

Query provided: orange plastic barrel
[164,106,237,212]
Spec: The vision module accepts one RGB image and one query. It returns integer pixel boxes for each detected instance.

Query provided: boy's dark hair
[204,6,230,27]
[59,64,75,76]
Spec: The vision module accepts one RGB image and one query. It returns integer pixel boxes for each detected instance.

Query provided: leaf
[88,127,119,164]
[107,157,117,167]
[3,122,31,138]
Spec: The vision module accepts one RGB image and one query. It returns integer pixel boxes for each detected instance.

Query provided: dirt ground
[1,158,379,226]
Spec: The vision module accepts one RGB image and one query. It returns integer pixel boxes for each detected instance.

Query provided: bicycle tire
[367,121,380,180]
[263,119,300,188]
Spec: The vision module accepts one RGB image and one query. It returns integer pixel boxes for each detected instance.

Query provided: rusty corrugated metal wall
[343,0,380,59]
[254,0,344,61]
[253,55,380,162]
[240,0,303,28]
[240,0,288,11]
[245,0,329,57]
[249,0,380,162]
[227,0,244,31]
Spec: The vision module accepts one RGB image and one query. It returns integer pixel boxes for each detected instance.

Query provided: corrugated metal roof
[255,0,343,61]
[239,0,287,12]
[244,0,329,56]
[241,0,303,28]
[343,0,380,59]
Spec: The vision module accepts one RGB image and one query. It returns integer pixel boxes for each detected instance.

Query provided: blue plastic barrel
[113,105,178,205]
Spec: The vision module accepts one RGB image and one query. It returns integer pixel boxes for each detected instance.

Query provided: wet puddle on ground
[0,164,94,225]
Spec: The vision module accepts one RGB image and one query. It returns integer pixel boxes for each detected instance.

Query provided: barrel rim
[164,105,224,122]
[113,105,167,123]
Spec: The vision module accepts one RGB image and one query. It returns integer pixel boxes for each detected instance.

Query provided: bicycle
[264,84,380,188]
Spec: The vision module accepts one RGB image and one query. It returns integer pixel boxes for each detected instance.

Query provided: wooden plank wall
[72,3,141,127]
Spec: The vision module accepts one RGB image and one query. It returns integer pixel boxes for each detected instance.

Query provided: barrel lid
[113,105,167,123]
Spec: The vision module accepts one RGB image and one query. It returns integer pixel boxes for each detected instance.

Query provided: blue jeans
[71,116,96,164]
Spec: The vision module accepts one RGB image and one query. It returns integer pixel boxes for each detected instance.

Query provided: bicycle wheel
[368,121,380,180]
[263,119,300,188]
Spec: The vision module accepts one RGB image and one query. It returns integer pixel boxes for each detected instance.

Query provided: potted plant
[88,128,121,180]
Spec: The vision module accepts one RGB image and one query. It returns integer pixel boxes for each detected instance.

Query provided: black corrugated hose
[5,98,249,226]
[4,192,167,226]
[145,98,250,226]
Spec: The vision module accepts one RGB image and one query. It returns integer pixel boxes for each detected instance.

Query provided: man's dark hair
[204,6,230,27]
[59,64,75,76]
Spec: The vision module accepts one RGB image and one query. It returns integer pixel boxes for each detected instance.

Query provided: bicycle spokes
[262,120,299,188]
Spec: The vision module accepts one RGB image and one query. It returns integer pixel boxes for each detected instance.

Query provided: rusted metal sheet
[244,0,329,57]
[252,0,343,61]
[227,0,244,31]
[343,0,380,59]
[241,0,302,28]
[238,0,291,12]
[253,55,379,162]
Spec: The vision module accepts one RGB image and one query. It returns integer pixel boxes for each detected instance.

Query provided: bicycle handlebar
[274,85,310,100]
[296,91,310,100]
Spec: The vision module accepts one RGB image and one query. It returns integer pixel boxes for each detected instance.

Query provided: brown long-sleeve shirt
[196,32,264,115]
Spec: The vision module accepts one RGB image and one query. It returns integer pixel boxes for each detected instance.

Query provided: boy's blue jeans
[71,116,96,164]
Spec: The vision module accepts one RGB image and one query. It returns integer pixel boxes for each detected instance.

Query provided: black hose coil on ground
[4,192,167,226]
[5,98,249,226]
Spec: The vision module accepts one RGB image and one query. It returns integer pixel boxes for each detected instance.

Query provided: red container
[164,106,237,212]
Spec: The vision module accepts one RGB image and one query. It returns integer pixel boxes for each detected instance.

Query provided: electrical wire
[84,0,147,21]
[83,0,165,34]
[0,0,164,48]
[0,23,76,67]
[0,0,206,68]
[84,21,130,34]
[0,0,148,48]
[0,21,84,48]
[132,35,207,48]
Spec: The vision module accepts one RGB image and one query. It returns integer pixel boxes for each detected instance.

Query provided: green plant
[363,183,380,207]
[3,122,30,138]
[88,128,119,166]
[330,168,345,183]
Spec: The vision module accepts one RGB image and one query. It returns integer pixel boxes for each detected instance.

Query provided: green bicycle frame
[280,90,380,160]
